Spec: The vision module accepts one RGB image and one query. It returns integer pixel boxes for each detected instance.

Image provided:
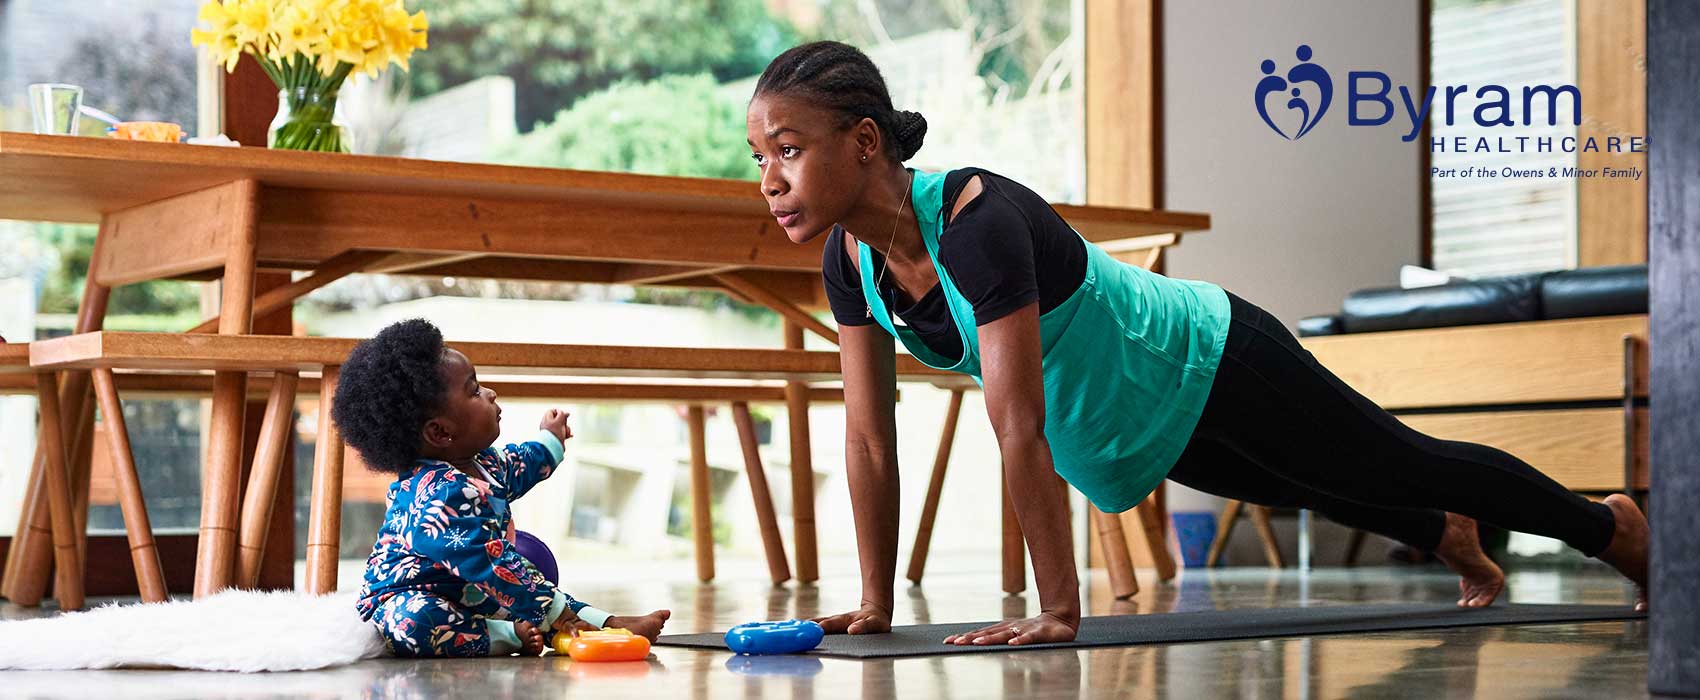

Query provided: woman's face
[746,93,870,244]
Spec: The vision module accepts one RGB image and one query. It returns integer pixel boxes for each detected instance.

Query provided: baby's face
[434,348,502,455]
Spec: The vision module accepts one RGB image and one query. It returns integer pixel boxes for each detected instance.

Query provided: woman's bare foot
[1432,513,1505,608]
[1595,494,1650,611]
[604,610,672,642]
[514,620,546,655]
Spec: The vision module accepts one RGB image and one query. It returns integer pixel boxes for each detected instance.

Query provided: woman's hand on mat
[540,409,573,442]
[943,611,1078,646]
[812,604,892,635]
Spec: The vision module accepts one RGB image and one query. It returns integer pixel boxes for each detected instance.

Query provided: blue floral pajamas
[355,431,608,657]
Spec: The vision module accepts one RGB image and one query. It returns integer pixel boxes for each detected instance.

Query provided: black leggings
[1166,291,1616,556]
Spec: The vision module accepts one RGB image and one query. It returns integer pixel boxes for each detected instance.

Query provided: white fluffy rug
[0,589,387,672]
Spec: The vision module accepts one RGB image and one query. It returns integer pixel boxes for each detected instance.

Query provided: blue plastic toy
[724,620,825,655]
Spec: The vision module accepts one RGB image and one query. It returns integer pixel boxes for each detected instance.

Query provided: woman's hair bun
[891,110,928,161]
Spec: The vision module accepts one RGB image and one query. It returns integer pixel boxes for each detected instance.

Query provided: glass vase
[269,87,353,153]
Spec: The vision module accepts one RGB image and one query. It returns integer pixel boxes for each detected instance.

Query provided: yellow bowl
[554,628,651,662]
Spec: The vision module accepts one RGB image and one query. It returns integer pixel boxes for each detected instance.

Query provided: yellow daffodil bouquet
[191,0,428,152]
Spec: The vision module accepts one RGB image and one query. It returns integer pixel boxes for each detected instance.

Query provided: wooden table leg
[243,272,300,591]
[1135,494,1177,581]
[1002,460,1025,594]
[1205,499,1243,567]
[65,221,117,592]
[237,372,299,589]
[32,372,84,611]
[1091,506,1139,599]
[906,388,963,585]
[3,423,49,602]
[68,396,95,578]
[686,404,714,583]
[194,178,260,599]
[783,322,818,583]
[10,382,95,608]
[90,369,168,602]
[1249,505,1284,568]
[1343,528,1367,567]
[731,401,789,586]
[305,365,345,595]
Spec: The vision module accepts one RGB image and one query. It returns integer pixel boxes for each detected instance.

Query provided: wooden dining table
[0,132,1210,603]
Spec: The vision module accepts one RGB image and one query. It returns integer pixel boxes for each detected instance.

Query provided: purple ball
[513,530,558,585]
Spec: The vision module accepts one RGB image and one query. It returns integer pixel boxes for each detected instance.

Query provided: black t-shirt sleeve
[938,188,1041,326]
[821,226,874,327]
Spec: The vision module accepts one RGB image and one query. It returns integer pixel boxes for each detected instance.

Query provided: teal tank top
[857,169,1232,512]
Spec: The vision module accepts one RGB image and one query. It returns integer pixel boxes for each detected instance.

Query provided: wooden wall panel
[1086,0,1160,210]
[1577,0,1648,267]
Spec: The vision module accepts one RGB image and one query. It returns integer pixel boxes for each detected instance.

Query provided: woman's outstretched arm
[946,302,1081,645]
[812,322,902,634]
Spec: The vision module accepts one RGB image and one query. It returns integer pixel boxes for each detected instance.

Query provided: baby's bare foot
[1596,494,1650,611]
[1433,513,1505,608]
[605,610,672,642]
[514,620,546,655]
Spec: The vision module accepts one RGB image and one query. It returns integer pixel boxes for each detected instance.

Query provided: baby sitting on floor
[332,319,670,657]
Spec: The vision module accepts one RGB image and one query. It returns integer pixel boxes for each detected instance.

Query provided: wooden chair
[1204,500,1285,568]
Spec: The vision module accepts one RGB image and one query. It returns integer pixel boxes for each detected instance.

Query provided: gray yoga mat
[656,603,1645,659]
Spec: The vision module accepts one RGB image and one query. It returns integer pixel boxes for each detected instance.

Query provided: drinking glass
[28,83,83,135]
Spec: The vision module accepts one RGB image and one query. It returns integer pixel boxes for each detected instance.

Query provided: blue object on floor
[724,655,825,676]
[1171,511,1218,568]
[724,620,825,655]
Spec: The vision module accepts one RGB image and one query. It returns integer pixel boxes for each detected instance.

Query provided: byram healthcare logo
[1255,44,1332,140]
[1252,43,1645,158]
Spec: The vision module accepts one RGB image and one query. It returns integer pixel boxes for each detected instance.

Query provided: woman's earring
[861,154,867,162]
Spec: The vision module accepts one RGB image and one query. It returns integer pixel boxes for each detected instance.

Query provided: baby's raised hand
[540,409,572,443]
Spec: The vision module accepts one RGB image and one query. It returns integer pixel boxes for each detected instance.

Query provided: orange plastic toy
[555,628,651,662]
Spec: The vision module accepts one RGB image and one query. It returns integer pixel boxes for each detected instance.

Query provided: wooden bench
[0,370,869,598]
[15,331,964,604]
[1302,314,1648,493]
[1206,314,1648,567]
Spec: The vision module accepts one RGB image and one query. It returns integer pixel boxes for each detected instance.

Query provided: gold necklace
[867,171,914,318]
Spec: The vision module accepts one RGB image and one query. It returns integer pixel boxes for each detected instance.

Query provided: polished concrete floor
[0,560,1650,699]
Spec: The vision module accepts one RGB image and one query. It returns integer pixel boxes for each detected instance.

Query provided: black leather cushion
[1540,264,1648,319]
[1341,272,1548,333]
[1297,315,1343,337]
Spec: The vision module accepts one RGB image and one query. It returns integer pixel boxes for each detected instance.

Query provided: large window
[0,0,205,536]
[1429,0,1577,277]
[340,0,1085,201]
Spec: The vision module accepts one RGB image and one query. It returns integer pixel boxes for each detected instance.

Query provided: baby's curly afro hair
[331,318,449,475]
